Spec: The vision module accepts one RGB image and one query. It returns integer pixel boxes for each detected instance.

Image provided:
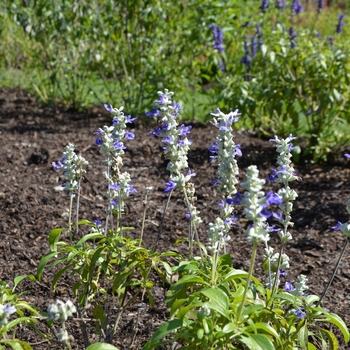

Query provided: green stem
[68,193,74,244]
[139,192,149,247]
[316,238,349,307]
[237,241,258,321]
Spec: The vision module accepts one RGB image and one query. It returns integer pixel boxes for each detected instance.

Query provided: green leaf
[249,334,275,350]
[299,322,308,350]
[48,227,66,251]
[175,275,208,286]
[37,251,60,282]
[0,340,33,350]
[254,322,280,342]
[76,232,105,247]
[142,319,182,350]
[7,317,36,329]
[13,275,34,291]
[273,292,296,303]
[86,343,120,350]
[200,287,229,320]
[320,328,339,350]
[319,312,350,343]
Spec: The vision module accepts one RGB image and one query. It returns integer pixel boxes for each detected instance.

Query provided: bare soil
[0,88,350,349]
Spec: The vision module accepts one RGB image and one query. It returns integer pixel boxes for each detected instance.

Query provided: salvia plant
[1,89,350,349]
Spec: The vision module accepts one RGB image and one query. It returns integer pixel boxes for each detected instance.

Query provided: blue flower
[275,0,286,9]
[266,191,283,205]
[109,183,120,191]
[289,27,297,49]
[284,281,294,292]
[291,0,303,14]
[294,306,306,320]
[125,131,135,140]
[316,0,323,13]
[179,124,192,136]
[332,221,342,230]
[260,0,269,13]
[164,180,176,193]
[146,107,160,118]
[113,139,126,150]
[125,115,137,124]
[208,141,219,154]
[336,14,345,34]
[93,220,102,227]
[95,137,103,146]
[345,153,350,159]
[126,184,137,195]
[209,24,225,53]
[104,104,113,112]
[52,160,63,169]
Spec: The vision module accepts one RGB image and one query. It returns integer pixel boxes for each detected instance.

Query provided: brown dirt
[0,87,350,349]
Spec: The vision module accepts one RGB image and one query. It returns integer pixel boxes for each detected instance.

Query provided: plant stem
[153,189,173,251]
[237,241,258,321]
[68,193,74,244]
[316,238,349,307]
[139,191,149,247]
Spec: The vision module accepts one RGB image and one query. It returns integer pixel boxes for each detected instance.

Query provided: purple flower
[284,281,294,292]
[172,101,182,115]
[279,269,288,277]
[226,192,243,205]
[104,104,113,112]
[185,212,191,219]
[162,135,173,144]
[95,137,103,146]
[294,306,306,320]
[267,169,277,183]
[125,115,137,124]
[5,304,16,314]
[336,14,345,34]
[187,169,196,177]
[112,118,119,125]
[114,139,126,150]
[109,183,120,191]
[266,191,283,205]
[209,24,225,53]
[126,184,137,195]
[125,131,135,140]
[332,221,342,230]
[260,0,269,13]
[211,177,219,185]
[155,93,168,105]
[93,220,102,227]
[146,107,160,118]
[179,124,192,136]
[260,204,274,219]
[275,0,286,9]
[234,144,242,157]
[208,141,219,154]
[345,153,350,159]
[291,0,303,14]
[289,27,297,49]
[316,0,323,13]
[164,180,176,193]
[52,161,63,169]
[241,41,252,67]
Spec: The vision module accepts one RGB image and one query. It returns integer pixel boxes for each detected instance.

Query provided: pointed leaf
[37,251,60,282]
[319,312,350,343]
[321,328,339,350]
[76,233,105,247]
[142,319,182,350]
[249,334,274,350]
[49,228,66,251]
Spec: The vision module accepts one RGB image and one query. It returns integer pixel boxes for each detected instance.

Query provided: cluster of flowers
[146,90,202,228]
[94,105,137,214]
[52,143,88,195]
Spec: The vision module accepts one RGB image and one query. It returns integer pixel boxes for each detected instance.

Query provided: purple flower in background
[256,23,263,48]
[316,0,323,13]
[294,306,306,320]
[125,115,137,124]
[95,137,103,146]
[327,36,334,45]
[93,220,102,227]
[125,131,135,140]
[146,107,160,118]
[336,14,345,34]
[251,36,258,59]
[114,139,126,150]
[126,184,137,195]
[208,141,219,154]
[226,192,243,205]
[266,191,283,205]
[284,281,294,292]
[241,41,252,67]
[275,0,286,9]
[164,180,176,193]
[289,27,297,48]
[345,153,350,159]
[179,124,192,136]
[260,0,269,13]
[332,221,342,230]
[280,269,288,277]
[52,160,64,169]
[209,24,225,53]
[109,183,120,191]
[104,104,113,112]
[291,0,303,14]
